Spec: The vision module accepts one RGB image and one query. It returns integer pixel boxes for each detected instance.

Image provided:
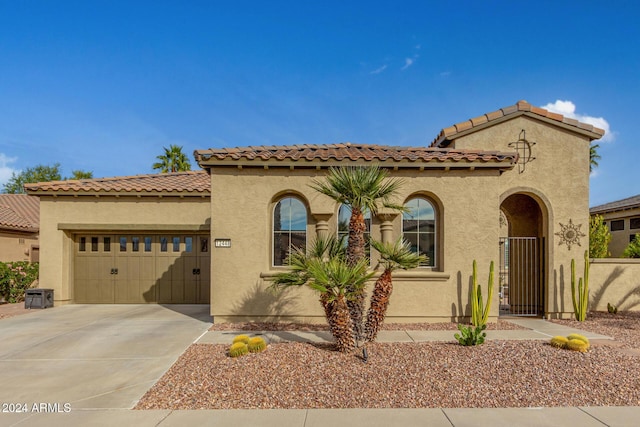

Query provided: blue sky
[0,1,637,206]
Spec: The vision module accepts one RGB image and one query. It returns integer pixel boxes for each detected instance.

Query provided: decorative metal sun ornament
[555,219,586,250]
[508,129,536,174]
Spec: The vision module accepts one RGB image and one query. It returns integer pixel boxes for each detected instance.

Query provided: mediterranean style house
[25,100,605,322]
[0,194,39,263]
[590,194,640,257]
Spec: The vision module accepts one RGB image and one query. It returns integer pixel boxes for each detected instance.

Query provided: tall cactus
[571,250,590,321]
[471,260,494,327]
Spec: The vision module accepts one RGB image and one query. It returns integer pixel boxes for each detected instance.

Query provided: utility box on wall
[24,289,54,309]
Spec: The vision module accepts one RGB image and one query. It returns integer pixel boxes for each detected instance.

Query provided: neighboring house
[590,194,640,257]
[26,100,605,322]
[0,194,40,263]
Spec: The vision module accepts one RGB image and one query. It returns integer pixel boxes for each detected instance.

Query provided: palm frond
[370,237,427,271]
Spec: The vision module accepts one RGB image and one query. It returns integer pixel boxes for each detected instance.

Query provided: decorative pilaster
[313,214,332,239]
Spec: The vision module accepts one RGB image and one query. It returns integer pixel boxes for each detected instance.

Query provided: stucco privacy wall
[589,259,640,312]
[204,111,596,323]
[37,196,210,303]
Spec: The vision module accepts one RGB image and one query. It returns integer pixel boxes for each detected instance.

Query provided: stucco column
[377,212,399,243]
[313,214,332,239]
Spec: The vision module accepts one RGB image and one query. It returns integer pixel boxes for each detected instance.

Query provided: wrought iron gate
[499,237,543,316]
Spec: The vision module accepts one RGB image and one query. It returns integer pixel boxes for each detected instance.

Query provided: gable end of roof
[430,100,606,147]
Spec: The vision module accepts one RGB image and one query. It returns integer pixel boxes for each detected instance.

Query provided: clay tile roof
[430,100,606,147]
[590,194,640,214]
[195,143,517,168]
[0,194,39,232]
[24,171,210,196]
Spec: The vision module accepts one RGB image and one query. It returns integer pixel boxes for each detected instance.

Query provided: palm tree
[590,143,601,173]
[152,145,192,173]
[305,257,372,352]
[364,238,426,342]
[310,165,405,341]
[271,235,372,352]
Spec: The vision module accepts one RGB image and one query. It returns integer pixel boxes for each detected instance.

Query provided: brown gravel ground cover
[0,302,33,319]
[136,312,640,410]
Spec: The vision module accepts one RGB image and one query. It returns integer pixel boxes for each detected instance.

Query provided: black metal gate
[499,237,543,316]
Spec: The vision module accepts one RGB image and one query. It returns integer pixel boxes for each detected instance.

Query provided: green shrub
[0,261,39,303]
[589,214,611,258]
[623,234,640,258]
[247,336,267,353]
[454,324,487,346]
[228,342,249,357]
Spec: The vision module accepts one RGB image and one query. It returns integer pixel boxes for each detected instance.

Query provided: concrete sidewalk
[4,406,640,426]
[197,317,613,345]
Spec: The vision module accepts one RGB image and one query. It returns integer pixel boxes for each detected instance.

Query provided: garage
[74,233,210,304]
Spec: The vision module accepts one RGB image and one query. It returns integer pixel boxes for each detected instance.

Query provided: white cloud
[542,100,614,142]
[0,153,19,187]
[401,58,414,71]
[370,64,388,75]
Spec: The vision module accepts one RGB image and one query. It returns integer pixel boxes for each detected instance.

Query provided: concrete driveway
[0,304,211,411]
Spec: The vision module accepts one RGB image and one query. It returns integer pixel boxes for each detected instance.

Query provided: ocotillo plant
[471,260,494,327]
[571,250,590,321]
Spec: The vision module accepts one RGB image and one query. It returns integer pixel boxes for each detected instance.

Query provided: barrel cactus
[232,334,250,344]
[550,336,569,349]
[228,342,249,357]
[247,336,267,353]
[549,333,590,352]
[566,338,589,352]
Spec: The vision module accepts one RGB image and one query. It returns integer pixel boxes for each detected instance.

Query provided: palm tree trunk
[347,207,367,265]
[347,207,367,342]
[364,269,393,342]
[332,294,355,353]
[320,293,337,337]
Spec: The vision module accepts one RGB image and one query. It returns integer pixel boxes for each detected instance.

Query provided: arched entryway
[499,193,547,316]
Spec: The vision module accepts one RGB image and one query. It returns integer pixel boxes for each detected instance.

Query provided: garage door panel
[75,235,115,303]
[75,233,210,304]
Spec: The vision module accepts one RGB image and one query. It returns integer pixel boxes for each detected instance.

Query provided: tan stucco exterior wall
[37,196,210,304]
[590,259,640,311]
[0,231,38,262]
[208,115,593,322]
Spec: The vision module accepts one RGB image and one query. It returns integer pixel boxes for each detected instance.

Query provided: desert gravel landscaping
[136,312,640,410]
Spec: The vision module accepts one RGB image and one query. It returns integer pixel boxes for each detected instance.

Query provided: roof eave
[197,157,517,171]
[25,190,210,198]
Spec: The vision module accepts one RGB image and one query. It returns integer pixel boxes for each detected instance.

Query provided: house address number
[214,239,231,248]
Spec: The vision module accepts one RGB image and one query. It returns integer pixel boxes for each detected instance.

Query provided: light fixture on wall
[508,129,536,174]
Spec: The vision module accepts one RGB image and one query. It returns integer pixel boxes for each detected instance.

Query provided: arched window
[273,197,307,266]
[338,205,371,260]
[403,197,436,267]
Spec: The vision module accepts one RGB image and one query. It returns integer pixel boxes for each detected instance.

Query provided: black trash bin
[24,289,54,309]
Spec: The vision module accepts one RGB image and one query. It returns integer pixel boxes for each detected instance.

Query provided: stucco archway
[499,193,548,316]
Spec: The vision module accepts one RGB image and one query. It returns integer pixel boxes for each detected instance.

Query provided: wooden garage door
[74,234,210,304]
